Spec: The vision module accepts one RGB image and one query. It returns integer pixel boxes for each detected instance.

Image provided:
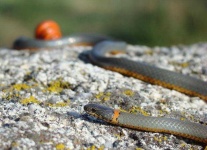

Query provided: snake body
[90,41,207,101]
[13,34,113,49]
[84,104,207,143]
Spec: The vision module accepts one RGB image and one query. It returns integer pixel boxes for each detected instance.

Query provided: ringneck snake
[13,34,114,49]
[84,104,207,144]
[87,41,207,144]
[13,21,207,144]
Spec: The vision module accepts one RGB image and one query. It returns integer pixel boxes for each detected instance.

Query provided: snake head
[84,103,114,121]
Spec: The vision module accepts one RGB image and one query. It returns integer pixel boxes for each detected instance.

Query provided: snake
[86,41,207,144]
[90,41,207,101]
[13,20,114,49]
[13,21,207,144]
[84,104,207,144]
[13,33,114,49]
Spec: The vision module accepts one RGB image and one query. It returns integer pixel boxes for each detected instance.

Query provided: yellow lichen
[47,100,70,107]
[103,92,111,101]
[87,145,96,150]
[153,136,167,143]
[180,117,186,121]
[180,62,189,68]
[11,141,19,147]
[136,148,144,150]
[95,92,104,99]
[119,108,128,113]
[95,92,111,101]
[123,89,134,96]
[20,96,40,105]
[158,110,164,116]
[98,145,105,150]
[87,145,104,150]
[154,136,168,143]
[180,112,195,122]
[55,143,65,150]
[188,114,195,121]
[170,61,189,68]
[129,106,150,116]
[144,49,153,55]
[13,83,30,91]
[114,134,122,140]
[157,110,169,117]
[163,136,168,141]
[180,142,186,148]
[2,91,21,101]
[2,82,38,101]
[46,78,70,93]
[2,83,31,93]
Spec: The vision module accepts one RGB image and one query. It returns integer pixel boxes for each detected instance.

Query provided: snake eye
[91,108,96,113]
[35,20,62,40]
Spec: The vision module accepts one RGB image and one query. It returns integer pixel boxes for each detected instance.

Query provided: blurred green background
[1,0,207,48]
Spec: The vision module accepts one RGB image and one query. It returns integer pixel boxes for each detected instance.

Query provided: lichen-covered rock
[0,44,206,149]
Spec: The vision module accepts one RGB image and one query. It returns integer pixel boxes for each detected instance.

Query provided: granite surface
[0,43,206,149]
